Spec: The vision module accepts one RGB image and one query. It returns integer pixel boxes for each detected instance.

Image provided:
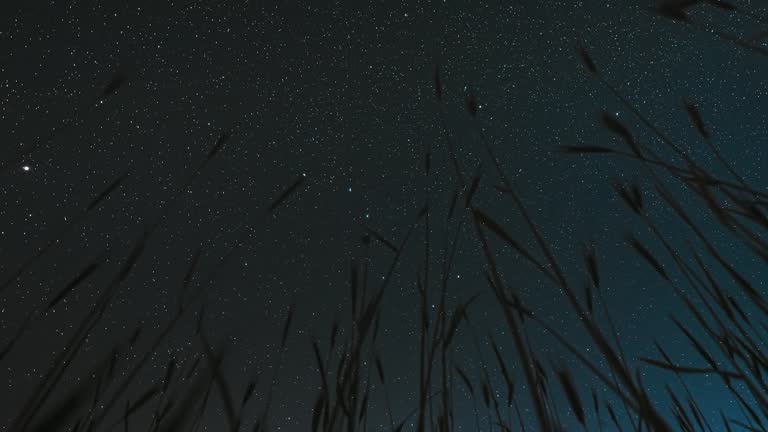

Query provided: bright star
[21,165,30,172]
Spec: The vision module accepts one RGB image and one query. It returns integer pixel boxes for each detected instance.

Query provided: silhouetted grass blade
[626,234,670,280]
[87,173,127,211]
[683,99,710,139]
[466,93,479,117]
[583,243,600,289]
[281,303,295,350]
[208,130,231,161]
[601,111,636,148]
[363,226,399,253]
[465,170,482,208]
[119,231,149,281]
[28,378,95,432]
[556,368,586,426]
[655,0,696,21]
[613,182,644,215]
[162,357,177,393]
[100,71,127,101]
[269,174,306,212]
[562,145,615,154]
[47,255,104,311]
[455,366,474,396]
[576,42,599,75]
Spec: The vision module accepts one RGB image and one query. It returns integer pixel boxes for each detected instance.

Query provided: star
[21,165,30,172]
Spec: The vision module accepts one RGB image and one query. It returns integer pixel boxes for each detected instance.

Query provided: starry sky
[1,0,767,430]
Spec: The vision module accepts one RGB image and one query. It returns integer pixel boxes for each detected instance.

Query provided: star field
[0,0,767,431]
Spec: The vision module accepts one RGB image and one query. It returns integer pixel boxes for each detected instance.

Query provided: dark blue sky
[0,0,766,430]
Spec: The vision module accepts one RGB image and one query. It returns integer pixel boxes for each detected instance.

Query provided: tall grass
[2,1,768,431]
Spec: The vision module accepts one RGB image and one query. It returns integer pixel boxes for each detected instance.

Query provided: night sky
[1,0,767,431]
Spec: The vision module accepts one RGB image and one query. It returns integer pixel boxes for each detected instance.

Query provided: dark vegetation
[2,0,768,431]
